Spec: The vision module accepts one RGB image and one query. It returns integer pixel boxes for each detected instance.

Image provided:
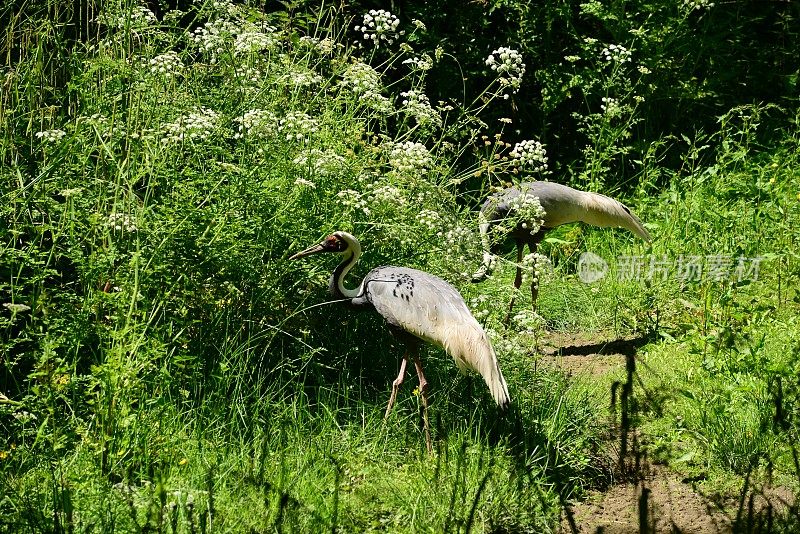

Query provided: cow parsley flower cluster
[439,224,476,279]
[293,149,346,176]
[147,51,183,78]
[98,3,156,29]
[388,141,432,173]
[521,252,550,285]
[189,20,237,60]
[417,209,441,228]
[368,183,406,206]
[682,0,715,10]
[341,62,391,112]
[293,177,316,188]
[399,90,441,129]
[600,44,631,64]
[108,213,137,233]
[509,139,548,172]
[402,54,433,71]
[233,109,277,139]
[298,36,338,55]
[336,181,406,217]
[469,294,491,321]
[234,27,278,55]
[510,309,545,336]
[35,129,66,143]
[354,10,403,48]
[506,191,545,236]
[161,108,219,143]
[234,65,264,86]
[600,96,623,117]
[78,114,129,140]
[278,112,319,142]
[485,47,525,97]
[279,68,324,88]
[342,62,381,94]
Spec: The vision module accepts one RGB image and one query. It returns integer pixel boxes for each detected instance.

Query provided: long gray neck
[328,249,361,299]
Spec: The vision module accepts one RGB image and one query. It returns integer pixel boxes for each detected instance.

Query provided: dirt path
[541,331,793,534]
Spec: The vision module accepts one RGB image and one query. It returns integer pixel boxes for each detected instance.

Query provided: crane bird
[290,231,510,452]
[472,181,652,320]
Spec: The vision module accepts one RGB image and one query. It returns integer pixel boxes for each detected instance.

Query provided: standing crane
[290,231,510,452]
[472,181,652,320]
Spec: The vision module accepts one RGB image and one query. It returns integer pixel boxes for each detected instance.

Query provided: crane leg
[384,355,408,419]
[412,353,433,454]
[504,239,525,326]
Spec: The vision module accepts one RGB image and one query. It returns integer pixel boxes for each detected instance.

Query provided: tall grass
[0,1,610,531]
[2,1,799,532]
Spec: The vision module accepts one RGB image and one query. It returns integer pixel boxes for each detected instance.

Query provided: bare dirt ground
[541,331,795,534]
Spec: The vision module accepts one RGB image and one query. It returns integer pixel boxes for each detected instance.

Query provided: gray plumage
[480,181,650,242]
[352,265,510,408]
[290,231,510,444]
[473,181,652,319]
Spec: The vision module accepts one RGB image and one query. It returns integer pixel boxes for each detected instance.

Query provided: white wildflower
[279,68,324,87]
[293,149,346,176]
[402,54,433,71]
[368,183,406,205]
[342,62,381,94]
[4,303,31,314]
[682,0,715,10]
[233,109,277,139]
[189,20,237,60]
[506,189,546,237]
[417,209,441,227]
[438,224,475,279]
[485,47,526,97]
[147,51,183,78]
[161,107,219,143]
[600,96,622,117]
[13,410,37,423]
[399,90,441,128]
[298,36,338,55]
[234,28,278,55]
[293,177,316,188]
[336,189,362,209]
[341,62,391,112]
[98,3,156,29]
[234,65,264,85]
[35,129,66,143]
[388,141,431,173]
[469,294,491,321]
[354,9,404,48]
[600,44,631,64]
[108,213,137,233]
[278,112,319,142]
[509,139,548,172]
[511,309,545,335]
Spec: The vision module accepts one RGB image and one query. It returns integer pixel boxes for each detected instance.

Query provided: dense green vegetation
[1,1,799,531]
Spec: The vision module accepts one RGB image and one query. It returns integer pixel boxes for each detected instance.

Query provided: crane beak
[289,243,325,260]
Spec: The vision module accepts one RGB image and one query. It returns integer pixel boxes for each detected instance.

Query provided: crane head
[289,232,350,260]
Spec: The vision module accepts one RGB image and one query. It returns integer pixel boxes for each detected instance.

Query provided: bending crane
[472,181,651,318]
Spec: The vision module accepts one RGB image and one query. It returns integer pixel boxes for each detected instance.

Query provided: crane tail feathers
[440,323,510,408]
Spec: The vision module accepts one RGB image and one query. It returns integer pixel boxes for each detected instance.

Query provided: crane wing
[355,266,510,408]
